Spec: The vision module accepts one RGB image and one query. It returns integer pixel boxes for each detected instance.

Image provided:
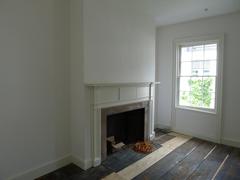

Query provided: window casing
[175,39,221,113]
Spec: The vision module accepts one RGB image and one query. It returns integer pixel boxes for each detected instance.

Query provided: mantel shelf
[85,82,161,87]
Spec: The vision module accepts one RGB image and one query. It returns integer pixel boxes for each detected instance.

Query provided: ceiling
[150,0,240,26]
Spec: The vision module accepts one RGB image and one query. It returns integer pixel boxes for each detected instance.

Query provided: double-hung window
[176,38,222,113]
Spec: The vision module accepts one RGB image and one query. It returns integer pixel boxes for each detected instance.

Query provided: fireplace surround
[88,83,158,167]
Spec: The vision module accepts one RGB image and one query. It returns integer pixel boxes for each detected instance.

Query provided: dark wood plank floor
[36,130,240,180]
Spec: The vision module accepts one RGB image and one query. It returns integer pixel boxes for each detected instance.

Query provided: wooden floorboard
[102,134,175,172]
[160,141,215,180]
[154,128,167,137]
[134,138,203,180]
[36,134,240,180]
[35,163,84,180]
[187,144,232,180]
[102,148,146,172]
[153,134,175,144]
[70,165,113,180]
[117,134,191,179]
[215,148,240,180]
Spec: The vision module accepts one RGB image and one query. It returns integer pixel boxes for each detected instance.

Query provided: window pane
[180,62,192,76]
[190,77,203,90]
[202,92,215,109]
[201,77,215,108]
[179,91,191,106]
[181,47,192,61]
[180,77,191,91]
[203,60,217,76]
[189,77,203,107]
[205,44,217,60]
[192,61,204,76]
[190,93,203,108]
[203,77,216,93]
[192,45,204,61]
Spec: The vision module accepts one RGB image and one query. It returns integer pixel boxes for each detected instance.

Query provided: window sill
[175,105,217,115]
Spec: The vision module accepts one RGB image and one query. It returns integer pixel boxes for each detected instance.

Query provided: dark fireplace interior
[106,108,144,155]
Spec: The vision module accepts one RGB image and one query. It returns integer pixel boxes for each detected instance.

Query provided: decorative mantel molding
[86,81,160,87]
[87,82,160,167]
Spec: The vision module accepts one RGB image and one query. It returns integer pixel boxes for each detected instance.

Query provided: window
[175,39,222,112]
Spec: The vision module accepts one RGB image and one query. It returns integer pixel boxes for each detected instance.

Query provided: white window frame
[173,35,224,114]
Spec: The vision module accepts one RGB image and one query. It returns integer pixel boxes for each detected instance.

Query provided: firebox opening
[106,108,145,155]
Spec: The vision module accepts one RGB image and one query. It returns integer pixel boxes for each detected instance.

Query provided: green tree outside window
[181,78,213,108]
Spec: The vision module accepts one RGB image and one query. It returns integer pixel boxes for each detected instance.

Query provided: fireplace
[101,101,149,160]
[88,84,156,167]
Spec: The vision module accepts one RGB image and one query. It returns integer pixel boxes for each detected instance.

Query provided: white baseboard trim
[6,154,96,180]
[7,154,72,180]
[172,128,220,143]
[71,155,92,170]
[221,138,240,148]
[157,124,240,149]
[149,131,155,140]
[164,127,240,149]
[154,123,171,130]
[93,158,101,167]
[7,155,95,180]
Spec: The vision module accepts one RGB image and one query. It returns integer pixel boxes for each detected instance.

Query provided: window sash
[176,42,218,111]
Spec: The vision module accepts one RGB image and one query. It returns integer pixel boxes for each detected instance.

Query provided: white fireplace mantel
[87,82,160,167]
[86,82,160,87]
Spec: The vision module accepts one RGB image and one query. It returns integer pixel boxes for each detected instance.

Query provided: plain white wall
[0,0,70,179]
[155,12,240,144]
[83,0,156,84]
[0,1,156,178]
[70,0,92,169]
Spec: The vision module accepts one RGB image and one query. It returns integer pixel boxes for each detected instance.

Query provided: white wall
[70,0,92,169]
[83,0,155,84]
[155,12,240,145]
[0,0,156,178]
[0,0,70,179]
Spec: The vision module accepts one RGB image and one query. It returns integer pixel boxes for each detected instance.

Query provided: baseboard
[221,138,240,148]
[7,155,95,180]
[71,155,92,170]
[7,154,72,180]
[156,124,240,149]
[172,128,220,143]
[93,158,101,167]
[150,131,155,140]
[154,123,171,130]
